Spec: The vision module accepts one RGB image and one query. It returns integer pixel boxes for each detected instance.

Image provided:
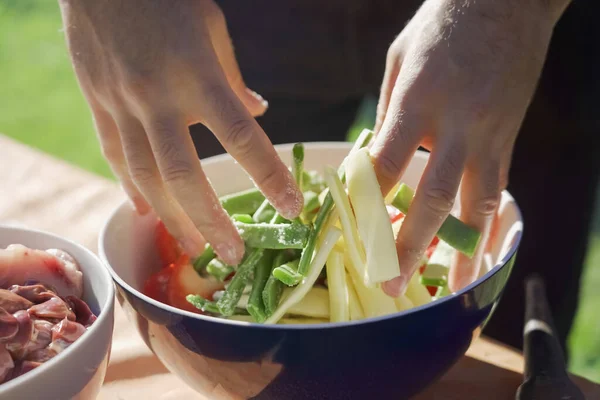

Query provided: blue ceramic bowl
[99,143,523,399]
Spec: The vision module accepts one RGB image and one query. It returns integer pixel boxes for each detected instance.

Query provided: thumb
[204,4,268,117]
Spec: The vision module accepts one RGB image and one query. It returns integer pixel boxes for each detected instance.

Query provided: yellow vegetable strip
[238,287,330,319]
[405,271,433,307]
[323,166,368,283]
[344,252,397,318]
[346,148,401,284]
[326,250,350,323]
[346,272,365,321]
[394,295,414,312]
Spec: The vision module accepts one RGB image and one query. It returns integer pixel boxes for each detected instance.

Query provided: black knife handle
[515,274,586,400]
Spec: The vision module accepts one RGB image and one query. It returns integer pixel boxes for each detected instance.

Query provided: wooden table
[1,134,598,399]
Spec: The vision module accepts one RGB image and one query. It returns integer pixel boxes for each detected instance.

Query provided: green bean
[302,170,326,193]
[246,250,275,322]
[192,244,215,275]
[273,259,302,286]
[262,250,299,316]
[297,129,374,276]
[234,222,311,249]
[216,248,265,316]
[186,295,221,314]
[231,214,255,224]
[292,143,305,192]
[187,295,250,316]
[252,199,276,223]
[206,258,235,281]
[391,183,482,257]
[220,188,265,215]
[303,191,320,214]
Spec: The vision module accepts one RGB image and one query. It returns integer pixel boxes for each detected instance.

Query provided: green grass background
[2,2,599,383]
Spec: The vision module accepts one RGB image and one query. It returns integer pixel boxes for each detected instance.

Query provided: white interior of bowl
[99,142,523,326]
[0,226,114,394]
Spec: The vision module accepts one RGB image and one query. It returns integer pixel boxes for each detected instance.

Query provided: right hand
[58,0,303,265]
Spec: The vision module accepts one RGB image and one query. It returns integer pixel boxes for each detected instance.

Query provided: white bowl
[0,226,115,400]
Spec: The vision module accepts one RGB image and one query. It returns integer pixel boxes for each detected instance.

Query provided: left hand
[370,0,564,296]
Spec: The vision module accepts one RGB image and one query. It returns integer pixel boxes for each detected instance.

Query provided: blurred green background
[1,1,599,383]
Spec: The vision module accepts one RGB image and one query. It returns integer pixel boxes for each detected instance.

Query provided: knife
[515,274,586,400]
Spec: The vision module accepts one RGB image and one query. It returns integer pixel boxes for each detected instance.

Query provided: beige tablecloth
[1,135,598,399]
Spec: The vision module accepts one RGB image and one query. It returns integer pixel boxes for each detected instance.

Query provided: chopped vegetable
[391,183,482,257]
[253,199,276,223]
[296,129,374,277]
[421,239,455,286]
[405,271,433,307]
[262,250,298,317]
[246,250,274,322]
[346,272,365,321]
[265,226,342,324]
[326,250,349,322]
[240,287,329,319]
[346,147,401,284]
[323,166,368,285]
[216,249,264,316]
[292,143,305,193]
[394,295,414,312]
[302,191,320,218]
[273,259,302,286]
[192,244,215,275]
[231,214,255,224]
[220,187,265,215]
[345,252,397,318]
[205,258,234,282]
[234,222,311,249]
[186,295,221,314]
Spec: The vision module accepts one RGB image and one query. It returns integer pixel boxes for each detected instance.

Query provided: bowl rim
[98,142,523,330]
[0,225,115,393]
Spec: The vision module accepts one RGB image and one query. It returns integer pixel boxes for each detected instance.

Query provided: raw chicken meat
[0,245,83,298]
[0,245,96,385]
[0,289,33,313]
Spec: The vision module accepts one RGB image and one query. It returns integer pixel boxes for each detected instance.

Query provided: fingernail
[215,242,243,266]
[180,238,203,258]
[128,196,151,215]
[275,183,304,220]
[382,276,407,298]
[246,88,269,109]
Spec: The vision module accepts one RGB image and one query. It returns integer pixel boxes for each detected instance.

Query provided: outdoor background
[2,2,599,383]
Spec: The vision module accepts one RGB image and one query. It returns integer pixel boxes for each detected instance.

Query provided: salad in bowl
[143,129,483,326]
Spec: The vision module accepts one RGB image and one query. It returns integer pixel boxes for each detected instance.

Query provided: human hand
[371,0,566,295]
[58,0,303,265]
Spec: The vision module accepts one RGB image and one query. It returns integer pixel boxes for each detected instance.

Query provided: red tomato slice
[155,220,181,266]
[167,255,225,314]
[143,265,174,304]
[426,286,438,296]
[386,205,404,223]
[425,236,440,259]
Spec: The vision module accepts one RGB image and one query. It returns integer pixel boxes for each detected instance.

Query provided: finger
[204,4,268,117]
[382,136,466,297]
[91,105,151,215]
[142,113,245,265]
[374,52,402,133]
[114,113,206,257]
[199,82,303,220]
[449,157,501,292]
[370,89,428,196]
